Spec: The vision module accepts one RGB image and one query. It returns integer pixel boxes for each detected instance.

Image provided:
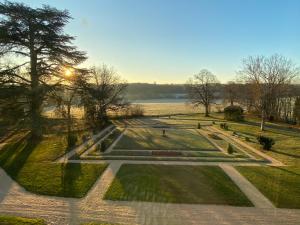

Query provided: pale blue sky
[14,0,300,83]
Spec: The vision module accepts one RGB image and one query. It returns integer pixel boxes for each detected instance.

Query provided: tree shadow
[61,162,83,197]
[272,166,300,177]
[270,149,300,159]
[0,134,40,178]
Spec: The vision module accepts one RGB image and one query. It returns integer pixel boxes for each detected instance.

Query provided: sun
[64,68,73,77]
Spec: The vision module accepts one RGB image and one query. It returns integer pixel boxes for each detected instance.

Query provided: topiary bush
[257,135,275,150]
[224,105,244,121]
[67,133,78,148]
[227,144,234,154]
[197,122,201,129]
[100,141,106,152]
[220,123,229,130]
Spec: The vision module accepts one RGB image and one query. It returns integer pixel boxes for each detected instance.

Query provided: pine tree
[0,1,86,139]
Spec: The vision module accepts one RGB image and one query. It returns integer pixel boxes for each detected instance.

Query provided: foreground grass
[236,166,300,208]
[115,128,216,150]
[105,164,252,206]
[223,122,300,208]
[0,215,46,225]
[0,134,107,197]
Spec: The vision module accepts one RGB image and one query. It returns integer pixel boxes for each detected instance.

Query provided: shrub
[224,105,244,121]
[81,134,89,143]
[227,144,234,154]
[245,137,250,142]
[129,104,144,117]
[67,133,77,148]
[220,123,229,130]
[257,135,275,150]
[197,122,201,129]
[100,141,106,152]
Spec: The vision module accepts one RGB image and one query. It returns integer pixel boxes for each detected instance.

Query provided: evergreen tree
[0,1,86,138]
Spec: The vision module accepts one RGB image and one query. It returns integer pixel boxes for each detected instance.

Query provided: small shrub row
[97,128,122,153]
[220,123,229,130]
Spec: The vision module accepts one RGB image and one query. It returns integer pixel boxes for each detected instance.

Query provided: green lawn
[0,134,108,197]
[82,223,120,225]
[0,215,46,225]
[223,122,300,208]
[236,166,300,208]
[104,164,252,206]
[115,128,216,150]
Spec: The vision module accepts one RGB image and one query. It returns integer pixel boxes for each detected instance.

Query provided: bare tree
[224,81,240,106]
[240,54,299,130]
[83,65,128,127]
[50,69,88,143]
[186,69,219,117]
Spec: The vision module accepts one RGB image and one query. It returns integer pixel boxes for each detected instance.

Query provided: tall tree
[186,69,219,117]
[0,1,86,139]
[224,81,240,106]
[240,54,299,130]
[83,65,128,127]
[294,97,300,125]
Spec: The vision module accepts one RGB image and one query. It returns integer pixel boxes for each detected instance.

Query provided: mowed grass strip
[0,215,46,225]
[236,166,300,208]
[0,134,108,197]
[104,164,252,206]
[115,128,216,150]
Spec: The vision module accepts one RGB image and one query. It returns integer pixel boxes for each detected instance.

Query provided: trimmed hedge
[224,105,244,121]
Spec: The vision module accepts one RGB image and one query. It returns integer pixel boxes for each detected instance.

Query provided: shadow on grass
[274,167,300,177]
[0,134,40,178]
[270,149,300,159]
[61,162,83,197]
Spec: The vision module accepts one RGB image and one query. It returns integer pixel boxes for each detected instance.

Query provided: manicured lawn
[82,223,120,225]
[222,121,300,208]
[115,128,216,150]
[236,166,300,208]
[104,164,252,206]
[221,122,300,166]
[0,215,46,225]
[0,134,108,197]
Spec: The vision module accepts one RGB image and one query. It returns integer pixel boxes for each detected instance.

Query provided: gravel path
[220,164,274,208]
[1,162,300,225]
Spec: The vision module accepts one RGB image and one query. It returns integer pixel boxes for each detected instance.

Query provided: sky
[12,0,300,83]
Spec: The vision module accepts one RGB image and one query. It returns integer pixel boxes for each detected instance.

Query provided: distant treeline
[126,83,187,100]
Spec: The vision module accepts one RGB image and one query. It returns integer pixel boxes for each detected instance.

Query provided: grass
[82,223,121,225]
[115,128,216,150]
[0,215,46,225]
[236,166,300,208]
[222,121,300,208]
[105,164,252,206]
[0,133,108,197]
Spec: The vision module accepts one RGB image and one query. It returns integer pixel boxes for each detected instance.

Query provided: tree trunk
[67,103,71,137]
[29,49,42,139]
[261,110,265,131]
[205,104,209,117]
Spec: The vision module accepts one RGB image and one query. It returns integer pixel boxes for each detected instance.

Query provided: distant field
[43,101,225,118]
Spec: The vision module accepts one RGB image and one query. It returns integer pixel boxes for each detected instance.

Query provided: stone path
[209,126,284,166]
[220,164,275,208]
[57,125,114,162]
[1,162,300,225]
